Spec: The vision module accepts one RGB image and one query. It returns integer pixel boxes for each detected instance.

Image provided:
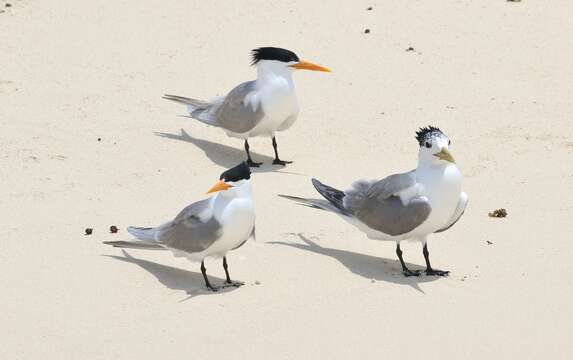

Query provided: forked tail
[102,226,166,251]
[163,94,219,126]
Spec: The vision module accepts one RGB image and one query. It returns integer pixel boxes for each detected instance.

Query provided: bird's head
[207,162,252,197]
[415,126,456,166]
[251,47,331,74]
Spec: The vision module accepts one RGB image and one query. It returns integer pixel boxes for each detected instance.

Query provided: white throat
[218,181,253,200]
[256,60,295,87]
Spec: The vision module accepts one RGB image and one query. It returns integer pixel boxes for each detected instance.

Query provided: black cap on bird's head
[415,126,455,163]
[251,47,299,65]
[220,162,251,182]
[415,126,446,147]
[207,162,251,194]
[250,47,331,72]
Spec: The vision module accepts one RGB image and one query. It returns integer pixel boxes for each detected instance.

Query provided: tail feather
[103,240,166,250]
[163,94,210,109]
[127,226,157,241]
[278,194,346,214]
[311,179,349,214]
[163,94,219,127]
[104,226,165,251]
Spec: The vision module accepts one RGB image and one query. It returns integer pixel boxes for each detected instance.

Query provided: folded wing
[214,81,265,134]
[153,198,223,253]
[343,172,431,236]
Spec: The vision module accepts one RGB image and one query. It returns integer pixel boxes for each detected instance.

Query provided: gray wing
[365,170,417,200]
[215,81,264,133]
[435,192,468,233]
[343,171,431,236]
[155,198,223,253]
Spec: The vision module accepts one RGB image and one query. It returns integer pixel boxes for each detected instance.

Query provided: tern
[280,126,468,277]
[163,47,330,167]
[104,162,255,291]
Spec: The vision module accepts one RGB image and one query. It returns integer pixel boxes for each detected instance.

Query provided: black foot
[425,269,449,276]
[206,285,220,292]
[223,280,245,288]
[402,269,422,277]
[272,159,293,166]
[246,159,263,168]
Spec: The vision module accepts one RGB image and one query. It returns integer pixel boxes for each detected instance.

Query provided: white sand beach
[1,0,572,358]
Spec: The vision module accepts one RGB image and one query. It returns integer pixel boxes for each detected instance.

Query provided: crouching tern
[280,126,468,277]
[163,47,330,167]
[104,162,255,291]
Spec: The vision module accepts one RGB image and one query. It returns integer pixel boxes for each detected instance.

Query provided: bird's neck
[416,162,462,192]
[217,181,253,201]
[417,160,449,174]
[256,62,294,88]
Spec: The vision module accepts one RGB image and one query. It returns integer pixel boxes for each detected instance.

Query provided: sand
[1,0,572,359]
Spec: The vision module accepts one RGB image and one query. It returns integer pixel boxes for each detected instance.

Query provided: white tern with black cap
[163,47,331,167]
[104,162,255,291]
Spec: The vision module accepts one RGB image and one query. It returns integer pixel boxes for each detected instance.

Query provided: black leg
[223,256,231,283]
[222,257,244,288]
[396,243,420,277]
[200,260,218,291]
[423,243,449,276]
[271,137,292,166]
[244,140,262,167]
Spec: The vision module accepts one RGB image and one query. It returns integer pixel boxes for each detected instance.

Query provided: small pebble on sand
[488,208,507,218]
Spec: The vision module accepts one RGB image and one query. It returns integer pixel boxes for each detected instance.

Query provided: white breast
[204,196,255,258]
[249,75,299,137]
[413,164,462,236]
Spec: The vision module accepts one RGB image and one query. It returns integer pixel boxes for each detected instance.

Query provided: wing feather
[215,81,264,134]
[343,171,431,236]
[155,198,223,253]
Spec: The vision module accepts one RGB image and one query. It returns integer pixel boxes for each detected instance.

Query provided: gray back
[344,172,431,236]
[157,198,223,253]
[366,171,417,200]
[215,81,264,134]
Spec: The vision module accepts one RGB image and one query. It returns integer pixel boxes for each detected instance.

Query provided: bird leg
[244,140,262,167]
[423,243,449,276]
[271,137,292,166]
[200,260,219,291]
[396,243,421,277]
[222,256,244,288]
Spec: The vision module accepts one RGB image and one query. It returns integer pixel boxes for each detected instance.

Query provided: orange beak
[289,60,331,72]
[206,180,233,194]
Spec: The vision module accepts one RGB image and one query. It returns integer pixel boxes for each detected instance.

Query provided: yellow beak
[206,180,233,194]
[289,60,331,72]
[434,148,456,163]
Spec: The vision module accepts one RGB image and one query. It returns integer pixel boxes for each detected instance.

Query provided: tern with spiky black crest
[280,127,468,277]
[163,47,330,167]
[104,162,256,291]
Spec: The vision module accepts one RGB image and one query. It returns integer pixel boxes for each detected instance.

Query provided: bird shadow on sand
[269,234,441,292]
[103,250,238,300]
[155,128,287,173]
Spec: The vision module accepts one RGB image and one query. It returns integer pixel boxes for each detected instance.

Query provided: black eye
[425,142,431,148]
[448,140,451,145]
